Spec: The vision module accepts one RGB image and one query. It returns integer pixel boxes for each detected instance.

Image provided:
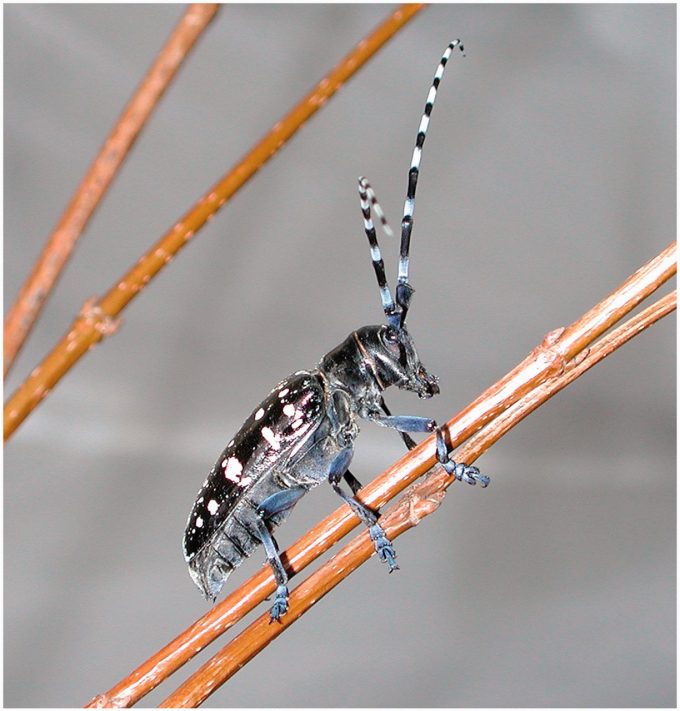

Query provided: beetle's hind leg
[255,486,307,622]
[254,519,289,622]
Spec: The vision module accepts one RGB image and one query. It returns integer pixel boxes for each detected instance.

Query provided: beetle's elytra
[184,41,489,622]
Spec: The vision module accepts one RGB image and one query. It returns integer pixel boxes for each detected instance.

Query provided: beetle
[183,40,489,621]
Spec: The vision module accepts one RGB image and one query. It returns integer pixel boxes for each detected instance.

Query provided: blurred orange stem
[3,3,426,441]
[3,3,220,376]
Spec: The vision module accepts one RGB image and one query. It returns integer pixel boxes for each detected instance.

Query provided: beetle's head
[354,324,440,398]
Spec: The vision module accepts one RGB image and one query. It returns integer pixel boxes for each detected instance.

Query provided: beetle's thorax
[318,327,381,411]
[319,324,440,404]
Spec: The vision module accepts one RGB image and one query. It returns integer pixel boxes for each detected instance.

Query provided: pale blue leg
[380,398,417,450]
[256,485,307,622]
[328,449,399,572]
[371,406,490,487]
[435,428,490,487]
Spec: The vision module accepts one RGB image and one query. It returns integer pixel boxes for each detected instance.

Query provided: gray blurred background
[4,4,676,707]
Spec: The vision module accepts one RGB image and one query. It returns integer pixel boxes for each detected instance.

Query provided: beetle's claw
[443,460,491,488]
[369,524,399,573]
[435,427,490,488]
[268,584,289,623]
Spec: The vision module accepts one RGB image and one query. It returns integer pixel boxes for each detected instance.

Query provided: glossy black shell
[183,371,325,570]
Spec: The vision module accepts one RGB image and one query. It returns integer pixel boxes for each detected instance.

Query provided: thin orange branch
[3,3,426,441]
[3,3,220,376]
[85,243,675,707]
[160,289,676,707]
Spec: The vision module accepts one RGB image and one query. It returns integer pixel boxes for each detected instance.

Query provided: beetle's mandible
[183,40,489,622]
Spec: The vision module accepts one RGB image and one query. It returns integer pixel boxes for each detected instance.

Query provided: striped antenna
[358,176,399,326]
[361,178,395,241]
[397,39,464,323]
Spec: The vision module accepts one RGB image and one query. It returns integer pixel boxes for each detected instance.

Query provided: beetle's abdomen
[187,501,259,600]
[183,370,326,601]
[187,474,302,601]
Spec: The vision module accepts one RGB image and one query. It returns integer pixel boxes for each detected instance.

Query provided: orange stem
[3,4,426,441]
[85,242,675,707]
[159,289,676,707]
[3,4,220,376]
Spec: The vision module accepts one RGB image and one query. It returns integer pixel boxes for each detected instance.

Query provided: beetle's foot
[268,584,289,623]
[435,427,489,487]
[370,524,399,572]
[444,460,491,487]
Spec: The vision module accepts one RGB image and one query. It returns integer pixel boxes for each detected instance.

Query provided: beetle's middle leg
[255,486,307,622]
[328,449,398,572]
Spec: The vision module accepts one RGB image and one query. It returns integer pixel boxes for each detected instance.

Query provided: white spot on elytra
[254,408,264,420]
[283,403,295,417]
[291,418,304,429]
[261,426,281,450]
[196,517,203,528]
[197,497,204,504]
[223,457,243,483]
[278,388,289,398]
[207,499,219,515]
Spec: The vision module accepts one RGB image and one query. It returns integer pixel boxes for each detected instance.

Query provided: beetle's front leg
[366,408,490,487]
[434,427,490,487]
[380,397,417,450]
